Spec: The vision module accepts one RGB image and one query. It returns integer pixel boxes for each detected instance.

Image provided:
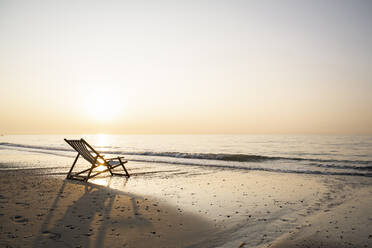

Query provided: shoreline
[1,162,372,248]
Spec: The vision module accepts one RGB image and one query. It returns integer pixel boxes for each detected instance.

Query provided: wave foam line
[128,158,372,177]
[1,142,371,167]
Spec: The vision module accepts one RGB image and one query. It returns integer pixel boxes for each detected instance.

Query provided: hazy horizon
[1,0,371,135]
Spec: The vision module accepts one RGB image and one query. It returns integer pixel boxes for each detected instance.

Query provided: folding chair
[64,138,130,182]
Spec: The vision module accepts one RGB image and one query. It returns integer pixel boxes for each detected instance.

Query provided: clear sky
[1,0,371,134]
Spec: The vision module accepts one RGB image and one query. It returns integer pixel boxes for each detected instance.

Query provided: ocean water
[0,134,371,177]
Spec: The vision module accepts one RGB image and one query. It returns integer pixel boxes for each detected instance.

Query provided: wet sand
[1,161,372,248]
[266,187,372,248]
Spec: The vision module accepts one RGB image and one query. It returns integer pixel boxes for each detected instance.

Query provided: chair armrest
[106,156,125,161]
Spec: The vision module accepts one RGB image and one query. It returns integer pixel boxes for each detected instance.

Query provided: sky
[0,0,371,134]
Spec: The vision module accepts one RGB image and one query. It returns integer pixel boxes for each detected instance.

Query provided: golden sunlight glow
[95,165,107,172]
[83,88,123,122]
[97,157,105,164]
[1,1,372,135]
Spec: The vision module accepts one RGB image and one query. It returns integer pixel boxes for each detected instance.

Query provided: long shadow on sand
[33,177,153,247]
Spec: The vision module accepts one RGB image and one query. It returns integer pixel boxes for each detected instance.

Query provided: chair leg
[106,162,114,176]
[67,154,80,179]
[118,157,130,177]
[85,164,96,182]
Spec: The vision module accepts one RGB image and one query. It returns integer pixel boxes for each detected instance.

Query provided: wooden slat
[76,141,96,164]
[89,168,112,179]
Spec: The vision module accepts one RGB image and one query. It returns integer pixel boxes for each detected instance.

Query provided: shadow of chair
[33,177,153,247]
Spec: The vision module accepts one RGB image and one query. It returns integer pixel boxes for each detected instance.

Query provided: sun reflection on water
[94,134,113,153]
[96,134,110,147]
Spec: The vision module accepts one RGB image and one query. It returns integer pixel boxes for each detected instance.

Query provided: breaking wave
[1,142,371,165]
[1,142,372,176]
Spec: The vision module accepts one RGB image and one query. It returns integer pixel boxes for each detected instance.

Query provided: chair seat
[108,160,121,166]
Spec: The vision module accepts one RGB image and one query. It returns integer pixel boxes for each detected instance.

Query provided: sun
[82,88,123,122]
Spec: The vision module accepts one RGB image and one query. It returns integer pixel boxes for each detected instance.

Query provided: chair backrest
[64,138,99,164]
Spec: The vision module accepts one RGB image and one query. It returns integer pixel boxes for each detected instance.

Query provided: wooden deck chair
[64,138,130,182]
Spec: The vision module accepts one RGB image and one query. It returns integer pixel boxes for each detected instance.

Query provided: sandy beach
[1,159,371,248]
[267,186,372,248]
[1,0,372,246]
[0,169,216,248]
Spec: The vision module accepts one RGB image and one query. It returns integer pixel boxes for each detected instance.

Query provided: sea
[0,134,371,177]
